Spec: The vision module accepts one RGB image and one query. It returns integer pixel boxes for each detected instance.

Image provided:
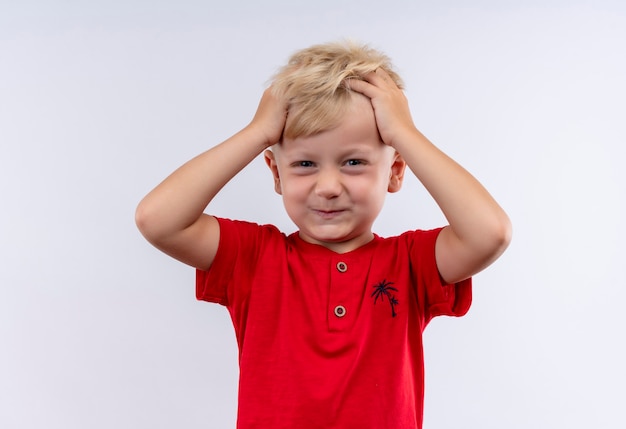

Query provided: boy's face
[265,94,406,253]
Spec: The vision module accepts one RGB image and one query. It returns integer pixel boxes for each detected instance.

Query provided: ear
[264,149,283,195]
[387,151,406,193]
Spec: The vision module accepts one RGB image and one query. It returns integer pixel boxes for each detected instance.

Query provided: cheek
[278,177,309,201]
[348,177,386,203]
[356,171,392,204]
[365,168,392,190]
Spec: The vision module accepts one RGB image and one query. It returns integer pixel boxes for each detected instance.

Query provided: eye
[345,159,363,166]
[290,160,315,168]
[292,160,315,167]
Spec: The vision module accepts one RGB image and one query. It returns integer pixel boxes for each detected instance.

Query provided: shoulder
[372,228,445,275]
[378,227,444,249]
[216,217,285,240]
[196,218,289,300]
[213,217,290,260]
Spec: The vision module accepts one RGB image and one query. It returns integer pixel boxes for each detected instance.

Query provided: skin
[265,93,406,254]
[136,68,511,283]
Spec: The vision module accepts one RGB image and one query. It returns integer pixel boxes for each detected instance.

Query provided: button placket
[329,259,352,330]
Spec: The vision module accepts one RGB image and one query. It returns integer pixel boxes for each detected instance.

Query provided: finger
[360,68,389,83]
[344,77,375,98]
[375,68,401,91]
[375,67,390,80]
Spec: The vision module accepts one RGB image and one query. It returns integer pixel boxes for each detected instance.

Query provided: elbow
[135,199,163,245]
[489,212,513,257]
[134,202,148,235]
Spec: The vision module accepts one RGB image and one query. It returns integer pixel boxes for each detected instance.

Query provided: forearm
[394,128,511,267]
[399,129,507,229]
[135,125,268,243]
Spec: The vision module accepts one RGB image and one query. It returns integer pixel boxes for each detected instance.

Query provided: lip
[311,209,347,220]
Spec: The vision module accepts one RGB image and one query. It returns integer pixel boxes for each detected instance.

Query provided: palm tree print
[371,280,399,317]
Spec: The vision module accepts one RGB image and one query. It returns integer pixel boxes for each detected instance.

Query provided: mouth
[311,209,347,220]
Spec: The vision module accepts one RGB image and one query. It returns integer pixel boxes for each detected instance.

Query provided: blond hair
[271,41,403,139]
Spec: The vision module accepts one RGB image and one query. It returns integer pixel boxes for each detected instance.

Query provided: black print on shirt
[371,280,399,318]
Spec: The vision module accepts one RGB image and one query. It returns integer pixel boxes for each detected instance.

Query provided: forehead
[285,90,376,134]
[283,94,380,147]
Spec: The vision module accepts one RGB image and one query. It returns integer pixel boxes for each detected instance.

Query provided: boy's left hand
[347,68,417,148]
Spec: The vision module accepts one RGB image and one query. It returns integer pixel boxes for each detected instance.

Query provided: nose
[315,168,343,199]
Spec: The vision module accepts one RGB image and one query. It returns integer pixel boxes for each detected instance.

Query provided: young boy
[136,41,511,428]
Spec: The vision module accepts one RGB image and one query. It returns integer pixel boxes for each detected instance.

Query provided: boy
[136,41,511,428]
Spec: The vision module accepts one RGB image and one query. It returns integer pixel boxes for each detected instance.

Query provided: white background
[1,0,624,428]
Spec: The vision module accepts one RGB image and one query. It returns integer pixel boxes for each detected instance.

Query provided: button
[334,305,346,317]
[336,261,347,273]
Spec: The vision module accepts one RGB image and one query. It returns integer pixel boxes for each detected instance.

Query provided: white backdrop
[1,1,624,428]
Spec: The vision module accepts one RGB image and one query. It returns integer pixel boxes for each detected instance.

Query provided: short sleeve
[408,228,472,324]
[195,218,282,306]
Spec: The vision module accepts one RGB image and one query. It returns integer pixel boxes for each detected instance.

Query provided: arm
[349,70,512,284]
[135,88,287,270]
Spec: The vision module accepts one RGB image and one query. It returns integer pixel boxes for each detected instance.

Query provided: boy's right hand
[247,87,288,148]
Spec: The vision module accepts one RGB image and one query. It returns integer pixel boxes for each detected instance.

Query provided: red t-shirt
[196,218,472,429]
